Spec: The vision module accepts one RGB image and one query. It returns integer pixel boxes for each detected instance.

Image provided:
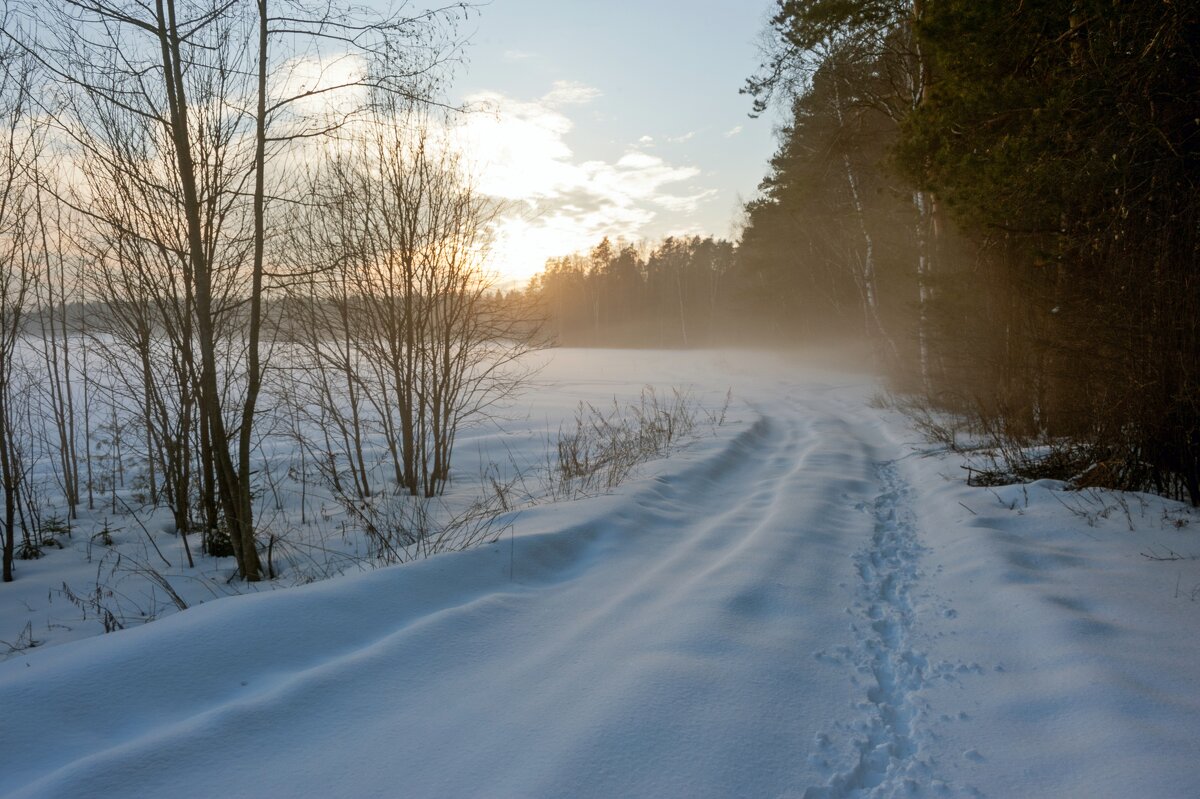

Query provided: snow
[1,348,1198,798]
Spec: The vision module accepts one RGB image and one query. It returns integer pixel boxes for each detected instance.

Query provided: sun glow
[454,83,717,286]
[484,215,597,288]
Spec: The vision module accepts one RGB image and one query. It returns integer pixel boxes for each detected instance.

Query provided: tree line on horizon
[519,236,736,348]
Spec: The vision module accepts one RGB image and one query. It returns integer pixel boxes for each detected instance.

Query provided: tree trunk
[155,0,259,579]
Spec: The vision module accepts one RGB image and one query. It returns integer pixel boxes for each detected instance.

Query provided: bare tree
[278,196,377,501]
[290,100,537,500]
[0,39,38,581]
[29,178,82,518]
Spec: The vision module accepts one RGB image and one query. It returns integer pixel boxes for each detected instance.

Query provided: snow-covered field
[2,348,1198,798]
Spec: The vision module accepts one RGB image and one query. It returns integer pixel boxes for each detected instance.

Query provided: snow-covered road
[2,351,1197,798]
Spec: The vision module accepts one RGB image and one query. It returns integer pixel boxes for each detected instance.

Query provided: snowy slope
[1,349,1198,798]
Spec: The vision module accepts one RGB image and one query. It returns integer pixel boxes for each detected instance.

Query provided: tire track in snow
[807,459,935,798]
[501,409,818,674]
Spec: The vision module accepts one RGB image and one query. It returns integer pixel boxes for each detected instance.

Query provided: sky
[443,0,781,285]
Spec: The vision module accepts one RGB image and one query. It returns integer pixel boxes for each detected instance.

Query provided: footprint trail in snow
[806,460,945,798]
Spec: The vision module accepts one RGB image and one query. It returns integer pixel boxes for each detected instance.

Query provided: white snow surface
[2,349,1199,798]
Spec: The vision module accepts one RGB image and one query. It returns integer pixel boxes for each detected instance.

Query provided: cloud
[615,152,663,170]
[455,85,717,282]
[542,80,603,106]
[457,91,577,201]
[724,125,743,138]
[667,131,696,144]
[502,49,537,61]
[653,188,719,212]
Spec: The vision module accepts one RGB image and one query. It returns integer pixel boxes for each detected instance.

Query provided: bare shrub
[0,621,39,656]
[336,489,510,565]
[890,392,972,453]
[551,386,715,498]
